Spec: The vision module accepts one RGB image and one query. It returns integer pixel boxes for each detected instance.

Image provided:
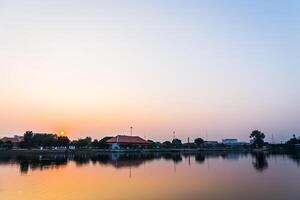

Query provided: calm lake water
[0,152,299,200]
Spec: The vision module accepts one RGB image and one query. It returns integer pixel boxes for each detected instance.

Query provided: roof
[1,136,24,143]
[222,138,238,141]
[106,135,149,145]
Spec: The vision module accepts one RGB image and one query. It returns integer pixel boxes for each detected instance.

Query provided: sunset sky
[0,0,299,142]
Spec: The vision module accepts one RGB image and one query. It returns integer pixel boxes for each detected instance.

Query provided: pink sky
[0,1,299,142]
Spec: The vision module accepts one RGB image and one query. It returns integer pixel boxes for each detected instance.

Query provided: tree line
[18,131,113,149]
[0,130,299,150]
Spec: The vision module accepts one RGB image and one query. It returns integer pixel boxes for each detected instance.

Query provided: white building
[222,138,248,145]
[222,139,238,145]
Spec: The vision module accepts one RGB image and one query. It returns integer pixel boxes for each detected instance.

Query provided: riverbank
[0,147,289,155]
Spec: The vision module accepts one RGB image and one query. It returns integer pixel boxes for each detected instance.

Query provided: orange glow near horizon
[59,131,65,136]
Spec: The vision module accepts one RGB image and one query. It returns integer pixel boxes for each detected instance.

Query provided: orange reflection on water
[0,153,300,200]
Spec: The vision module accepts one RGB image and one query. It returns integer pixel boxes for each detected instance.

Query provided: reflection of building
[222,153,240,160]
[108,159,145,168]
[0,135,23,143]
[106,135,149,150]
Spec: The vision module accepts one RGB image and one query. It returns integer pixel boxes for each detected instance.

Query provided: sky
[0,0,299,142]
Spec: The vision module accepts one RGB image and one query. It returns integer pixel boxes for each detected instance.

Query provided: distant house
[203,141,219,148]
[222,139,238,145]
[204,141,218,145]
[222,139,248,146]
[68,145,76,150]
[0,135,24,143]
[106,135,149,150]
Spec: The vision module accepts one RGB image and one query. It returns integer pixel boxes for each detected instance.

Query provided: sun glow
[59,131,65,136]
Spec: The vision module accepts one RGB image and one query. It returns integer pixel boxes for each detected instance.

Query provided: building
[0,135,24,143]
[222,138,248,146]
[204,141,218,145]
[222,139,238,145]
[106,135,149,150]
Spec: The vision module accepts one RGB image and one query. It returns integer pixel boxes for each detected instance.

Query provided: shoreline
[0,147,293,155]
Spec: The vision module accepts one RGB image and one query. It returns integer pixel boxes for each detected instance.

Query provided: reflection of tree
[91,154,110,164]
[195,154,205,164]
[0,154,69,174]
[252,152,268,172]
[172,154,183,163]
[0,152,185,173]
[8,152,300,174]
[161,153,182,163]
[20,161,29,174]
[287,153,300,166]
[73,155,90,166]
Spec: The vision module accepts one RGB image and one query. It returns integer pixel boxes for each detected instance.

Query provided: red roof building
[106,135,149,145]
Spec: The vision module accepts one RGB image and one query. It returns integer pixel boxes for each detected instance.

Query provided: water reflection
[251,152,269,172]
[287,153,300,166]
[195,154,205,164]
[0,152,299,174]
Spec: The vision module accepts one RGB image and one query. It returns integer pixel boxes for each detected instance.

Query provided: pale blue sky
[0,0,299,142]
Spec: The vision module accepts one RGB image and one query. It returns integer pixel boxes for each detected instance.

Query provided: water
[0,152,299,200]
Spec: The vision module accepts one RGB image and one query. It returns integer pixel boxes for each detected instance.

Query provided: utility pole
[130,126,133,136]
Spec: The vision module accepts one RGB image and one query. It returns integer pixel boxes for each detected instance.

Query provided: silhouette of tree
[147,140,157,148]
[21,132,71,148]
[162,141,172,148]
[250,130,265,148]
[2,141,13,149]
[72,137,92,148]
[91,139,99,148]
[23,131,34,147]
[286,134,299,145]
[194,138,204,147]
[57,136,70,147]
[172,139,182,147]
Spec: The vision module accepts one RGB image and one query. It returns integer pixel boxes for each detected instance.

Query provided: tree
[286,134,299,145]
[57,136,70,147]
[97,137,113,149]
[250,130,265,148]
[22,132,70,148]
[41,134,57,147]
[172,138,182,146]
[162,141,172,148]
[147,140,157,148]
[73,137,92,148]
[194,138,204,146]
[91,139,99,148]
[2,141,13,149]
[24,131,34,147]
